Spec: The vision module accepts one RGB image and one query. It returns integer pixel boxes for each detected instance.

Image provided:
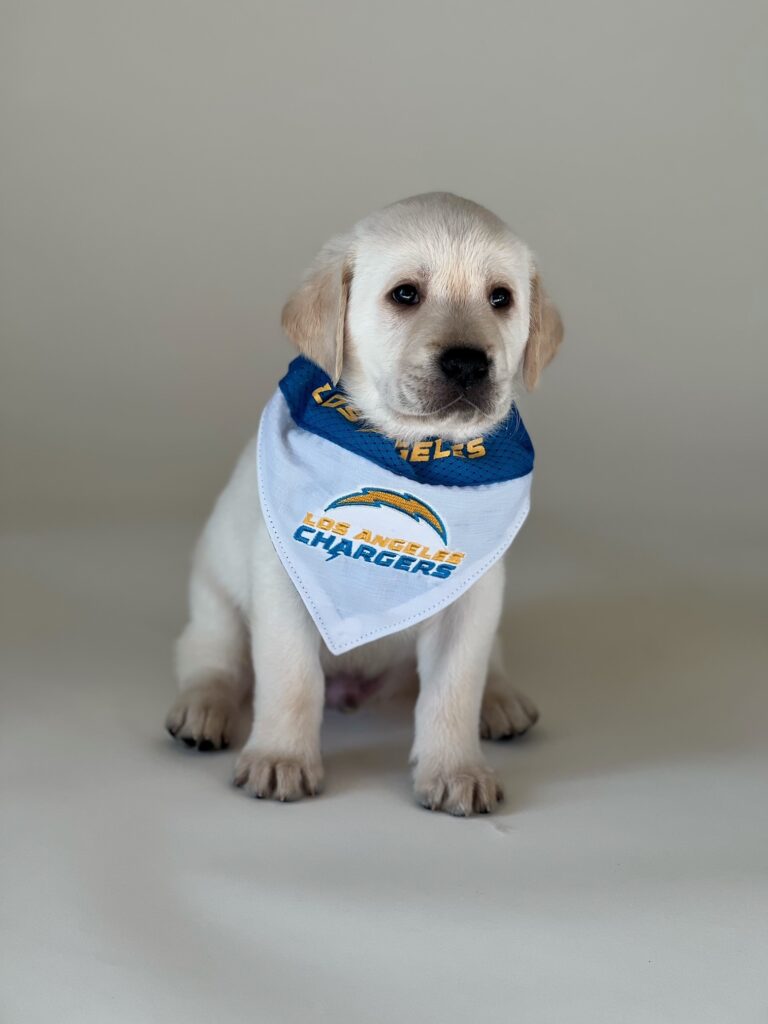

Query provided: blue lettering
[374,550,397,567]
[412,559,435,576]
[393,555,415,572]
[352,544,377,562]
[326,538,354,561]
[310,530,335,550]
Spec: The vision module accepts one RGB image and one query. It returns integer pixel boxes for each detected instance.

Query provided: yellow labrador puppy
[165,193,562,815]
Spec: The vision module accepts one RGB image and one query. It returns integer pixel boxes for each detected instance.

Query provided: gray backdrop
[2,1,766,573]
[2,6,767,1022]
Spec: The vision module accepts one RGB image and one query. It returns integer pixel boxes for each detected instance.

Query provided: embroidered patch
[325,487,448,543]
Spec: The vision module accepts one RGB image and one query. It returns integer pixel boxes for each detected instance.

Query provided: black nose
[438,346,490,391]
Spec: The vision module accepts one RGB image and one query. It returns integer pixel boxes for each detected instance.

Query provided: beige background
[3,0,766,574]
[1,4,768,1019]
[2,6,767,1023]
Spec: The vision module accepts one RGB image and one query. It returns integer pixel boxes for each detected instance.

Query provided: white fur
[166,193,557,816]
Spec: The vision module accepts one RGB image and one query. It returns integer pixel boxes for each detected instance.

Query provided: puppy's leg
[234,544,325,802]
[166,569,248,751]
[480,639,540,740]
[412,561,505,816]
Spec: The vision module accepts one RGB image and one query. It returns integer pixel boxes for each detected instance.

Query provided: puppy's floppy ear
[523,273,564,391]
[281,239,352,384]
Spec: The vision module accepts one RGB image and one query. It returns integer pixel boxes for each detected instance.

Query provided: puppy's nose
[438,346,490,391]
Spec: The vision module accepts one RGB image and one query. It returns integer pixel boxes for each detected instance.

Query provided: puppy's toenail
[198,739,214,751]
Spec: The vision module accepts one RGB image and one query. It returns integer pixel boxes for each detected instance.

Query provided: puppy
[165,192,562,816]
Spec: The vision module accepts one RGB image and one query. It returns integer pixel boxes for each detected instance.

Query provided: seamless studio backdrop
[1,4,767,1024]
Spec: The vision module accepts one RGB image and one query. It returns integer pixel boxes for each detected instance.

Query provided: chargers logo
[325,487,448,543]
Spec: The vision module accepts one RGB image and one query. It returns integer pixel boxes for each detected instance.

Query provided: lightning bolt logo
[325,488,448,544]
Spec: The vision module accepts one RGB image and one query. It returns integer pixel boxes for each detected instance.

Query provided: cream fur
[166,192,561,816]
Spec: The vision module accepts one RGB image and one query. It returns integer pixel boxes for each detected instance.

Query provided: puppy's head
[282,193,562,441]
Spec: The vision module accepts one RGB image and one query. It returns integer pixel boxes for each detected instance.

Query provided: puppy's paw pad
[165,682,238,751]
[480,688,539,741]
[414,764,503,816]
[233,750,323,802]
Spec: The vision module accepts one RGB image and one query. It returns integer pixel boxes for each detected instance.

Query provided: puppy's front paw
[233,749,324,802]
[480,688,539,740]
[165,681,240,751]
[414,763,503,816]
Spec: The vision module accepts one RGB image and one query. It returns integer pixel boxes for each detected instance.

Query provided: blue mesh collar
[278,356,534,487]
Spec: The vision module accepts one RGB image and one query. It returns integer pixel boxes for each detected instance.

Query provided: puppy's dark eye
[391,283,420,306]
[489,287,512,309]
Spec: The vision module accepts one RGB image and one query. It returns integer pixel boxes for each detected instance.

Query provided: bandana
[257,357,534,654]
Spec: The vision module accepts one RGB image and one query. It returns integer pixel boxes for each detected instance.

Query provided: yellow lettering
[372,534,391,548]
[332,521,350,536]
[404,542,420,556]
[387,538,405,552]
[322,394,347,409]
[411,441,433,462]
[317,516,334,531]
[467,438,486,459]
[303,512,317,527]
[312,384,332,404]
[433,550,449,562]
[446,552,465,565]
[433,438,451,459]
[354,529,372,541]
[452,443,465,458]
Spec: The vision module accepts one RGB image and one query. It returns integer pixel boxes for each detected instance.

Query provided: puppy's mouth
[390,379,506,436]
[400,391,493,422]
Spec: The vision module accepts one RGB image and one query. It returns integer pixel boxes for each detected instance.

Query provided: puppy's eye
[390,283,420,306]
[489,287,512,309]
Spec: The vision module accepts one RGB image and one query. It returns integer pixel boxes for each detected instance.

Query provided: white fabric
[258,390,532,653]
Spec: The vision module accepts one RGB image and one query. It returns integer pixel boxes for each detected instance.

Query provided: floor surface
[1,522,766,1023]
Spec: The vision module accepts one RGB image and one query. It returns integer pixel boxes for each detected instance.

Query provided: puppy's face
[282,193,562,442]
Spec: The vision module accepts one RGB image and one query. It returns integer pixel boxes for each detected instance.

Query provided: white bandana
[258,358,534,655]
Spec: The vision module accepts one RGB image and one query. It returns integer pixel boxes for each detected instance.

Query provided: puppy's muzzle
[438,346,490,392]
